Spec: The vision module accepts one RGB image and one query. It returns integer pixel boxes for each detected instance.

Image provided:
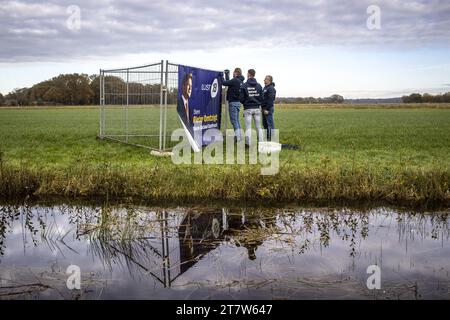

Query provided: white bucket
[258,141,282,153]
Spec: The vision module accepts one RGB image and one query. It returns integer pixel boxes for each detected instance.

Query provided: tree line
[0,73,345,106]
[276,94,345,104]
[1,74,97,106]
[401,92,450,103]
[0,73,178,106]
[1,73,449,106]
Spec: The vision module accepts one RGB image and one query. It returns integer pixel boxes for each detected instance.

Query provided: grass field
[1,105,449,205]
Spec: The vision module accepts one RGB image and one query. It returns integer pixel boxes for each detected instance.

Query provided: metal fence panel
[99,60,226,152]
[100,61,165,150]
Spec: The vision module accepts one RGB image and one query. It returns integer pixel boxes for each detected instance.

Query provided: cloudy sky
[1,0,449,98]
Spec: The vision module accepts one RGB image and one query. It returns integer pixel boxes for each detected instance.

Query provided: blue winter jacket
[239,78,263,109]
[223,75,245,102]
[262,82,276,110]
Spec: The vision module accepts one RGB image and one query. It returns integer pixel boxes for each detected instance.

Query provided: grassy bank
[0,106,449,205]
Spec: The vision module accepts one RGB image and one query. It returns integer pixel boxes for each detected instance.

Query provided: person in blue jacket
[223,68,245,141]
[261,75,276,141]
[239,69,263,147]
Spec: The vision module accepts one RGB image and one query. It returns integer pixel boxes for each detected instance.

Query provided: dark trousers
[262,107,275,141]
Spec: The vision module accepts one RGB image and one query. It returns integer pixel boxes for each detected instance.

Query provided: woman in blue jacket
[261,75,276,141]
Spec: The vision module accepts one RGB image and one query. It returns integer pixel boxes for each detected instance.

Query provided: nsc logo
[211,79,218,98]
[201,79,219,98]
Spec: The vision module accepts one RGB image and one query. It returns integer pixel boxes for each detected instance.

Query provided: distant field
[0,105,449,204]
[2,103,450,109]
[276,103,450,109]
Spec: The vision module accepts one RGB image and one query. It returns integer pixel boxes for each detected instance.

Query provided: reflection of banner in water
[128,210,228,287]
[177,65,223,150]
[92,209,271,288]
[115,210,226,287]
[178,211,226,274]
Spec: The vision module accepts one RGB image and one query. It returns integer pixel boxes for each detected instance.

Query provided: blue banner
[177,65,223,148]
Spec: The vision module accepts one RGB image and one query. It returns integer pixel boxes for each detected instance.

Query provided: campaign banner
[177,65,223,149]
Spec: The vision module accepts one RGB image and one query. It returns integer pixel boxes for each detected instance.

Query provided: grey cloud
[0,0,449,62]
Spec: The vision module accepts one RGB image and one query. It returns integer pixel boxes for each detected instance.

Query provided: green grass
[0,105,449,204]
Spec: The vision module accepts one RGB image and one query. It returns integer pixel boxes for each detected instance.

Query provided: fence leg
[126,69,129,143]
[159,60,164,151]
[163,60,169,150]
[99,69,105,138]
[99,69,102,138]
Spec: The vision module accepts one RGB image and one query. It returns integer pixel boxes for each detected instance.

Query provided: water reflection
[0,204,449,299]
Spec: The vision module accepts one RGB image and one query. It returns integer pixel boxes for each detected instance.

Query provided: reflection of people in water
[177,73,194,135]
[178,210,275,265]
[227,214,273,261]
[242,240,263,260]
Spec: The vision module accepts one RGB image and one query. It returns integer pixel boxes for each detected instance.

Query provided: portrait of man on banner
[177,72,194,137]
